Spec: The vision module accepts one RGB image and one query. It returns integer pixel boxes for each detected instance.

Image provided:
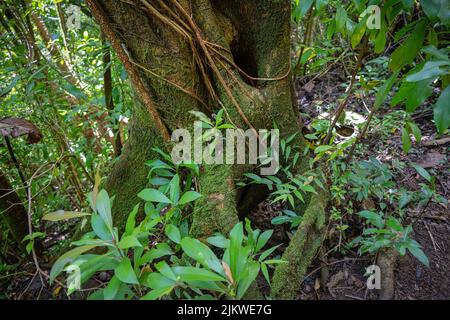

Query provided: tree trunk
[0,170,28,251]
[89,0,328,299]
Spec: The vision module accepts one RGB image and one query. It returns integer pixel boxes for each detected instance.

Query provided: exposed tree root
[377,248,398,300]
[271,190,329,299]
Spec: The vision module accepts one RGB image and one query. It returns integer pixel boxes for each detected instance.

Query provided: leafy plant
[146,219,283,300]
[352,210,429,267]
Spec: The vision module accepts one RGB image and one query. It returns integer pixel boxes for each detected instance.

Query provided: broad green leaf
[389,20,427,71]
[408,242,429,267]
[42,211,90,222]
[146,273,176,289]
[95,190,113,231]
[91,214,112,241]
[165,224,181,244]
[357,211,384,228]
[173,266,226,282]
[139,246,173,266]
[168,175,181,204]
[336,6,348,35]
[407,122,422,144]
[207,234,229,248]
[155,261,177,281]
[50,245,97,283]
[411,163,431,182]
[118,235,142,249]
[141,287,174,300]
[351,16,367,49]
[125,204,140,236]
[114,257,139,285]
[271,216,291,225]
[314,145,333,154]
[433,85,450,134]
[374,27,387,54]
[138,188,171,204]
[103,275,121,300]
[236,262,260,299]
[255,230,273,252]
[406,61,449,82]
[374,72,399,109]
[178,191,202,205]
[391,78,434,112]
[229,222,244,277]
[315,0,328,12]
[420,0,442,21]
[402,127,412,153]
[180,237,223,275]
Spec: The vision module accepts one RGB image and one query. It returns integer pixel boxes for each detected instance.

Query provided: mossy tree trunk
[89,0,328,299]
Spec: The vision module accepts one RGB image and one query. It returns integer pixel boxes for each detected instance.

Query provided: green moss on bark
[271,190,329,300]
[190,164,240,238]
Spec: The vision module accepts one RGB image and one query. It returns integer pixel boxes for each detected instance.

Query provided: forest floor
[288,67,448,300]
[1,67,449,300]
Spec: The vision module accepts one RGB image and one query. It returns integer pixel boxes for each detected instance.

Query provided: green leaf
[180,238,223,275]
[408,243,429,267]
[402,127,412,154]
[207,234,229,248]
[255,230,273,252]
[173,266,226,282]
[138,189,171,204]
[315,0,328,12]
[165,224,181,244]
[420,0,443,21]
[229,222,244,276]
[168,175,181,204]
[374,72,399,109]
[314,145,333,154]
[178,191,202,205]
[103,275,121,300]
[374,27,387,54]
[62,82,88,100]
[139,246,173,266]
[391,78,434,112]
[50,245,97,283]
[114,257,139,285]
[95,190,113,231]
[389,20,427,71]
[297,0,314,19]
[336,6,348,35]
[91,214,112,241]
[125,204,140,236]
[411,163,431,182]
[407,122,422,144]
[351,16,367,49]
[433,85,450,134]
[146,273,176,289]
[155,261,177,281]
[42,211,91,222]
[261,263,270,287]
[118,235,142,249]
[271,216,291,225]
[141,287,174,300]
[357,211,384,228]
[236,262,260,299]
[406,61,449,82]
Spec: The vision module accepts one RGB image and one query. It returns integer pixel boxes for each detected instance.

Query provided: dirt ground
[287,69,450,300]
[1,66,448,301]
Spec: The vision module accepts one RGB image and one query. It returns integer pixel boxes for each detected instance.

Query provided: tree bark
[0,170,28,251]
[88,0,328,299]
